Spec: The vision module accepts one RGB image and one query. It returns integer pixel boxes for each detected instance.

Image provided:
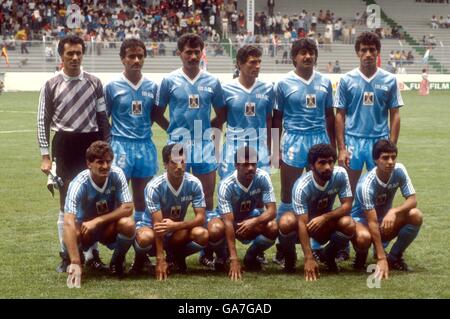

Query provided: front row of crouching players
[63,140,422,285]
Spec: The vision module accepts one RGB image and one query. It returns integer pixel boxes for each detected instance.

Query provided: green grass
[0,91,449,298]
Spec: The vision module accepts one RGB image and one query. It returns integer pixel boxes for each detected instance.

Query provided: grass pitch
[0,91,449,298]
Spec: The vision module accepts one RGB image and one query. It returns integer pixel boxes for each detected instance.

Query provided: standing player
[207,146,278,280]
[219,44,274,178]
[199,45,275,267]
[153,33,226,234]
[134,144,208,278]
[37,35,110,273]
[104,39,159,274]
[351,140,422,278]
[334,32,403,195]
[273,38,335,262]
[277,144,355,277]
[64,141,135,287]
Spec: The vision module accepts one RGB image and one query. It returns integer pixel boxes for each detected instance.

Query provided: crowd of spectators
[0,0,234,55]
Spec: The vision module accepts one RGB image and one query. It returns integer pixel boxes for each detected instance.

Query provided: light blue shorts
[219,139,270,179]
[111,136,158,179]
[135,211,153,229]
[346,135,389,171]
[281,131,330,169]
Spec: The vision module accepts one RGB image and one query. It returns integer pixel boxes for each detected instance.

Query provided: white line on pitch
[0,129,34,134]
[0,110,37,114]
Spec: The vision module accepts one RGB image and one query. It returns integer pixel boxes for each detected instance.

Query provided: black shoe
[335,249,350,262]
[283,253,297,273]
[85,249,109,272]
[56,252,70,273]
[272,243,285,266]
[324,252,340,273]
[110,260,126,278]
[387,253,412,272]
[128,253,151,275]
[256,252,269,265]
[214,258,227,272]
[243,254,262,272]
[173,256,187,274]
[199,254,215,270]
[352,251,368,271]
[312,249,326,263]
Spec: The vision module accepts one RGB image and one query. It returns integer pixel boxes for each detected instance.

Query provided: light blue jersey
[105,74,158,140]
[220,79,275,178]
[217,168,276,222]
[334,68,403,138]
[156,68,225,141]
[351,163,415,223]
[65,166,132,223]
[140,172,206,227]
[292,166,352,219]
[275,70,333,133]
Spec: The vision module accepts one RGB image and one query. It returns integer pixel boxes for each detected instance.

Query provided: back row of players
[37,33,422,287]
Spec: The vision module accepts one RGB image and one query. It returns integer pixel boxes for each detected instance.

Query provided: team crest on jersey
[375,193,387,206]
[131,100,143,115]
[239,200,252,213]
[170,206,182,219]
[317,197,329,210]
[188,94,200,109]
[245,102,256,116]
[96,200,109,215]
[306,94,317,108]
[363,92,374,106]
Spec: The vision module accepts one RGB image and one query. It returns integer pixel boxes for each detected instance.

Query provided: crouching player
[277,144,355,280]
[351,139,422,278]
[64,141,135,288]
[134,143,208,280]
[207,146,278,281]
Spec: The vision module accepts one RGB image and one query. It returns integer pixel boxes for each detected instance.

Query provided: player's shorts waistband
[284,129,326,136]
[111,135,151,143]
[345,133,390,140]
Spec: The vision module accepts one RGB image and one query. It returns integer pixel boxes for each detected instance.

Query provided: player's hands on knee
[380,210,396,237]
[155,258,168,281]
[307,215,327,233]
[338,149,350,169]
[304,257,319,281]
[81,220,99,236]
[40,156,52,175]
[67,263,82,288]
[154,219,176,235]
[229,259,242,281]
[236,219,257,237]
[376,258,389,280]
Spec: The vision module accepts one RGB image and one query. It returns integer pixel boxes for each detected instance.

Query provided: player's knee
[191,226,209,246]
[354,230,372,250]
[408,208,423,226]
[278,212,297,234]
[208,218,225,242]
[265,220,279,239]
[136,227,154,248]
[170,229,190,245]
[117,217,136,237]
[338,216,356,236]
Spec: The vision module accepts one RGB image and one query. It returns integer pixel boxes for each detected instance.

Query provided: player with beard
[277,144,355,278]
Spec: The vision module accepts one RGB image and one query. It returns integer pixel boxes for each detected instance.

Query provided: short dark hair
[119,38,147,59]
[234,146,258,164]
[291,38,318,66]
[177,33,204,51]
[355,31,381,53]
[307,144,337,166]
[236,45,262,67]
[58,35,86,56]
[162,143,184,164]
[372,139,397,160]
[86,141,114,163]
